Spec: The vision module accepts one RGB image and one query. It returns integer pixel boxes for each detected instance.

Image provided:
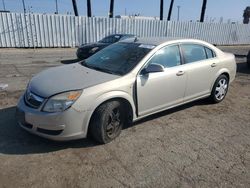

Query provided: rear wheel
[210,74,229,103]
[90,100,125,144]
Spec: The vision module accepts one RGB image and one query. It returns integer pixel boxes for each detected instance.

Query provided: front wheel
[209,74,229,103]
[90,100,125,144]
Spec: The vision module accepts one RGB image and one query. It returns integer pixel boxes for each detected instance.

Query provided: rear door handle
[176,71,185,76]
[211,63,217,67]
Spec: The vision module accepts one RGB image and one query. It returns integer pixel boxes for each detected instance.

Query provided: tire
[90,100,125,144]
[247,50,250,68]
[210,74,229,103]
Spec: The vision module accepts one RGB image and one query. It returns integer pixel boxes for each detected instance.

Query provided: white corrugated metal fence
[0,12,250,48]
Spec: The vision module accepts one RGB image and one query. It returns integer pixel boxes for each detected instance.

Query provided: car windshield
[81,43,152,76]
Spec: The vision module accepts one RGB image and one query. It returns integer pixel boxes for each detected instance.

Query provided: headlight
[43,90,82,112]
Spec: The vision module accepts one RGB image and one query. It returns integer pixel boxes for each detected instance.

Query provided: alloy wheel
[106,108,121,138]
[215,78,228,101]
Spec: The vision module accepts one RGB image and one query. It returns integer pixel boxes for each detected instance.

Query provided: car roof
[107,34,135,37]
[122,34,135,36]
[121,37,208,46]
[137,37,186,45]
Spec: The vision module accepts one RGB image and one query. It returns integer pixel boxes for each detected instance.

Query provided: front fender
[82,90,137,135]
[91,90,136,117]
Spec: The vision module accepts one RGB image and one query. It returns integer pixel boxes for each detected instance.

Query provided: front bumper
[16,95,89,141]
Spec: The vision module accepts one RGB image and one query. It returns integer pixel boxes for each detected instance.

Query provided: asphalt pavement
[0,46,249,187]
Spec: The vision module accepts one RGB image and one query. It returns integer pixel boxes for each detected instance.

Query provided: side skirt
[133,93,210,122]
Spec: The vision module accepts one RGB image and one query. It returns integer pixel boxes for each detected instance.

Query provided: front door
[136,45,187,116]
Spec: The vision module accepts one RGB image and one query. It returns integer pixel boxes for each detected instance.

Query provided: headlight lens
[43,90,82,112]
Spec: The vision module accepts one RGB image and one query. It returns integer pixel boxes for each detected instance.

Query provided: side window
[205,47,216,59]
[181,44,207,63]
[113,35,121,43]
[101,35,121,43]
[148,45,181,68]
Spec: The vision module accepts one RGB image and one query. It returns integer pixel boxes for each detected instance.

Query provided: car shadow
[234,54,247,58]
[61,59,80,64]
[126,98,211,128]
[1,99,210,155]
[0,106,98,155]
[237,62,250,74]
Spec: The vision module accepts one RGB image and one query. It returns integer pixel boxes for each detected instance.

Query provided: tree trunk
[87,0,92,17]
[200,0,207,22]
[160,0,164,20]
[72,0,78,16]
[167,0,174,21]
[109,0,114,18]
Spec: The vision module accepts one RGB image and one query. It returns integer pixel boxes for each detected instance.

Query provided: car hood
[29,63,120,98]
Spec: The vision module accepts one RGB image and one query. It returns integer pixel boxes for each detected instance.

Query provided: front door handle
[176,71,185,76]
[211,63,217,67]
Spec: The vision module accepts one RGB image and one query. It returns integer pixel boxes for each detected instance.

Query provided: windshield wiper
[81,61,97,70]
[81,62,119,75]
[92,66,118,75]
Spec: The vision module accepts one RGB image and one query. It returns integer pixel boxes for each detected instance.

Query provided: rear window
[205,47,216,59]
[99,35,121,43]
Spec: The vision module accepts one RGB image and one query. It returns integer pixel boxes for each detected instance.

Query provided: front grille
[25,89,44,109]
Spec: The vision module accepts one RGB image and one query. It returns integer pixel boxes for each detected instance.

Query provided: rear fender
[210,68,230,91]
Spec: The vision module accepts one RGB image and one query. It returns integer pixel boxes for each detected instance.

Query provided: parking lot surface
[0,46,250,187]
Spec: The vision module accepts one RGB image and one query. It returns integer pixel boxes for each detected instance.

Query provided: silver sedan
[16,38,236,143]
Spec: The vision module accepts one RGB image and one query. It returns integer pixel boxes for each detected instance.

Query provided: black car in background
[76,34,136,59]
[247,50,250,68]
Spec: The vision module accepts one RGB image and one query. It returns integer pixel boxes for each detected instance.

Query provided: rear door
[180,43,219,101]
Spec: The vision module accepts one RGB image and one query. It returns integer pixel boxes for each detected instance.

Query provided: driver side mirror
[141,63,164,75]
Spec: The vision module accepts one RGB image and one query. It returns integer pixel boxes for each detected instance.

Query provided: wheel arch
[84,91,136,135]
[210,69,230,91]
[221,72,230,81]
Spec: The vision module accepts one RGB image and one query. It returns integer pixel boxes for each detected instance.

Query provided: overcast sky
[1,0,249,23]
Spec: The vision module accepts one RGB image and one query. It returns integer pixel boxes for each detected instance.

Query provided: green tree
[243,7,250,24]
